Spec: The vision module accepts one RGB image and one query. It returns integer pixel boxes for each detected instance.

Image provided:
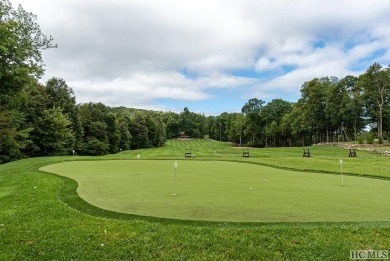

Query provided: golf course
[1,139,390,259]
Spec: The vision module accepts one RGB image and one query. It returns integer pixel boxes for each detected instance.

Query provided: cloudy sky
[13,0,390,114]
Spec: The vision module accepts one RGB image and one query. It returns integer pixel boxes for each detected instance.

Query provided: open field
[41,160,390,222]
[1,139,390,260]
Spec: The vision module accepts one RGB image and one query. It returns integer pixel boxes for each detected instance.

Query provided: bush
[385,132,389,143]
[366,134,375,144]
[358,135,364,144]
[245,141,255,147]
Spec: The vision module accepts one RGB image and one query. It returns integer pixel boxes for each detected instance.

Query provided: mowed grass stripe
[112,139,390,178]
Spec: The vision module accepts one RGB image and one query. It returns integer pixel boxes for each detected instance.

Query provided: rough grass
[1,139,390,260]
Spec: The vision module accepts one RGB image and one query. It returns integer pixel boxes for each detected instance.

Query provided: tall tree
[129,113,150,149]
[45,77,82,150]
[359,63,390,140]
[326,76,364,141]
[241,98,265,145]
[164,112,180,139]
[281,99,311,146]
[46,78,76,113]
[0,108,32,162]
[262,99,292,146]
[228,113,245,146]
[35,108,74,156]
[300,77,333,143]
[0,0,56,101]
[78,103,111,155]
[105,112,120,153]
[118,116,132,151]
[0,0,55,161]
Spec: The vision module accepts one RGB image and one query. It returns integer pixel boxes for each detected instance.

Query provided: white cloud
[12,0,390,111]
[70,71,254,108]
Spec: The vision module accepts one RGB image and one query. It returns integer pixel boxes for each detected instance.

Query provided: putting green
[40,160,390,222]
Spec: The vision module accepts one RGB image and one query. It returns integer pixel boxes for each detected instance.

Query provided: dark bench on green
[243,149,250,158]
[185,149,192,158]
[303,149,311,157]
[349,149,357,157]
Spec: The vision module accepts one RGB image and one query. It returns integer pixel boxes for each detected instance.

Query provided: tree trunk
[378,106,383,139]
[326,125,329,143]
[377,79,384,139]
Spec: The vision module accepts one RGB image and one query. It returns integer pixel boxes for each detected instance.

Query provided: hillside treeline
[1,0,390,163]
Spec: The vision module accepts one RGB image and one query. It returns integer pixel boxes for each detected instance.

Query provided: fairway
[41,160,390,222]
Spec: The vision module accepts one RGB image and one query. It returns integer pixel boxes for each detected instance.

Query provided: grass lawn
[41,160,390,222]
[1,139,390,260]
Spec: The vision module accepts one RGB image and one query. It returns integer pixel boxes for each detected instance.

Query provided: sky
[12,0,390,115]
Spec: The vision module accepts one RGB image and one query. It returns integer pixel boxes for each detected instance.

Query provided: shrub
[366,133,375,144]
[246,141,255,147]
[358,135,364,144]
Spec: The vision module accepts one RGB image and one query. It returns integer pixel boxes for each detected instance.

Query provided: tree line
[1,0,390,163]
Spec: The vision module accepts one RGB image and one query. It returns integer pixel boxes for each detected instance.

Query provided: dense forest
[1,0,390,163]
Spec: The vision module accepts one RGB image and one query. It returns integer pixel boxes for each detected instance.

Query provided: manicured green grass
[41,160,390,222]
[1,139,390,260]
[374,146,390,152]
[111,139,390,178]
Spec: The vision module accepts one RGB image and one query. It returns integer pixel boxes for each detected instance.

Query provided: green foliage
[358,135,364,144]
[45,78,76,112]
[386,131,390,142]
[241,98,265,114]
[245,141,256,147]
[228,113,245,145]
[0,108,33,162]
[164,112,180,139]
[0,0,56,99]
[178,107,208,138]
[0,0,56,162]
[359,63,390,140]
[118,119,131,150]
[36,108,74,156]
[82,136,109,155]
[366,133,375,144]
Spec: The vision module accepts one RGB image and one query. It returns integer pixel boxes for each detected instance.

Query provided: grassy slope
[1,140,390,260]
[112,139,390,178]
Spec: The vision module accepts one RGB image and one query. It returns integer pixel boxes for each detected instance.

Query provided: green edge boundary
[36,158,390,228]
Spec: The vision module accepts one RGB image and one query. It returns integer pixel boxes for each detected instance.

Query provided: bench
[185,149,192,158]
[303,149,311,157]
[349,149,357,157]
[243,149,250,158]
